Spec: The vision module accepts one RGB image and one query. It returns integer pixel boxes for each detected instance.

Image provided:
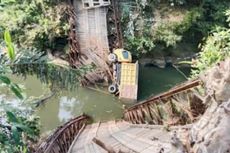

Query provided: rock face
[172,59,230,153]
[201,58,230,103]
[152,58,167,68]
[189,58,230,153]
[139,54,198,68]
[190,100,230,153]
[139,58,167,68]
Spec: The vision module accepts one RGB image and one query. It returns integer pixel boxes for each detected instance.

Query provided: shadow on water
[1,66,190,133]
[138,64,190,101]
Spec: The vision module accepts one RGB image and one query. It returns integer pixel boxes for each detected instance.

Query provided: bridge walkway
[68,121,179,153]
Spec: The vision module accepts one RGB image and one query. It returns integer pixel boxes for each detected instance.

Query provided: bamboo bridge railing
[35,115,89,153]
[123,79,205,125]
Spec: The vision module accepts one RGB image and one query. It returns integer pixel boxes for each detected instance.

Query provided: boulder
[152,58,166,68]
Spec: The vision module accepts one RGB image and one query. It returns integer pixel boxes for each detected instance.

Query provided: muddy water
[1,66,188,132]
[36,88,124,132]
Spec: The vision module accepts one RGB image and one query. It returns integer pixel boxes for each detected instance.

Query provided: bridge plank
[92,142,108,153]
[67,120,176,153]
[109,121,152,152]
[70,122,100,152]
[97,122,133,152]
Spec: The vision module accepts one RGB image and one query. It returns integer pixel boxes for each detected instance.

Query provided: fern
[0,48,92,91]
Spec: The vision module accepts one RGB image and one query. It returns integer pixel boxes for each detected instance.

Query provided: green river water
[0,65,189,132]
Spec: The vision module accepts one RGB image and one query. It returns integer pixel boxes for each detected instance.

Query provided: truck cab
[108,49,132,63]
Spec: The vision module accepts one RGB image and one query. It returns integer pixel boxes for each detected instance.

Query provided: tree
[0,31,40,153]
[0,0,69,52]
[120,0,230,57]
[191,10,230,77]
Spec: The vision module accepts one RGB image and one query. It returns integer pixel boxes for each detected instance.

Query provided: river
[0,65,189,132]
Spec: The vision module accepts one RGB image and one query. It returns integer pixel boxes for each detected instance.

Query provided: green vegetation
[0,31,40,153]
[120,0,156,56]
[191,23,230,76]
[0,30,90,152]
[0,104,40,153]
[120,0,230,57]
[0,0,69,52]
[0,30,91,91]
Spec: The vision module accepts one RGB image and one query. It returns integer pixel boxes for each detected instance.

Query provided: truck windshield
[122,51,129,59]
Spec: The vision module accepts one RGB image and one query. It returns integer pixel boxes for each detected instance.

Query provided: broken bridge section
[72,0,112,85]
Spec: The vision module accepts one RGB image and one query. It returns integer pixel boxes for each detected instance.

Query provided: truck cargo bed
[119,61,139,101]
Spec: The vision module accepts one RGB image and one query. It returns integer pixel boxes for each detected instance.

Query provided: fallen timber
[123,79,205,125]
[34,92,56,107]
[35,115,89,153]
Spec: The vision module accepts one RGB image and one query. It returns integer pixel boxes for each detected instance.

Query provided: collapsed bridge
[67,0,123,85]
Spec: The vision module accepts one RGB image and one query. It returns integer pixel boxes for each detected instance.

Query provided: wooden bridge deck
[74,0,110,57]
[73,0,112,84]
[68,121,179,153]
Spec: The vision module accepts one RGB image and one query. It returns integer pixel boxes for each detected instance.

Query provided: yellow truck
[108,49,139,101]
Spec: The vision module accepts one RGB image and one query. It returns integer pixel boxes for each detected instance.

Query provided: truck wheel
[108,53,117,62]
[108,84,117,94]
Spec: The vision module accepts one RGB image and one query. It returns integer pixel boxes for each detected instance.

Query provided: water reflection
[58,97,81,122]
[36,89,124,132]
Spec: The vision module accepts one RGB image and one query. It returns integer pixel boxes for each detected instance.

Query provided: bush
[195,8,230,74]
[191,27,230,77]
[0,107,40,153]
[0,31,40,152]
[120,0,230,57]
[154,23,182,47]
[0,0,69,52]
[120,1,204,56]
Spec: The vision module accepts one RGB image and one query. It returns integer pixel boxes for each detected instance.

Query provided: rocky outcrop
[170,58,230,153]
[201,58,230,103]
[152,58,167,68]
[139,53,198,68]
[190,100,230,153]
[139,58,167,68]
